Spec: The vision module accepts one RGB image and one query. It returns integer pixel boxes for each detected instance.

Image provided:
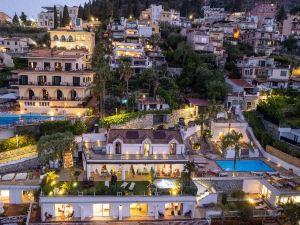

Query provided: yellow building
[13,49,94,115]
[49,29,95,55]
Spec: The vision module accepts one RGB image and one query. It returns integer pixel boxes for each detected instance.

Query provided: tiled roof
[26,49,87,59]
[186,98,208,106]
[107,129,183,144]
[229,79,253,88]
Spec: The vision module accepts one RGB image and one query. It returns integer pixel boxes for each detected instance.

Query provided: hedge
[0,135,36,152]
[244,111,300,159]
[39,120,87,136]
[99,110,171,128]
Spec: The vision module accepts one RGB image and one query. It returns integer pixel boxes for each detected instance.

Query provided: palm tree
[282,202,300,225]
[119,58,134,108]
[222,130,254,177]
[184,161,196,185]
[93,59,111,118]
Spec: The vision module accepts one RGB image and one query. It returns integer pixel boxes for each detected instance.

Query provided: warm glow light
[49,191,53,196]
[50,180,57,186]
[233,28,240,39]
[77,112,81,117]
[59,189,65,195]
[73,182,78,187]
[248,198,254,204]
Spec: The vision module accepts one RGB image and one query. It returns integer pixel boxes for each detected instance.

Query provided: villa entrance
[130,203,148,217]
[143,143,150,156]
[54,204,74,219]
[93,203,110,217]
[115,142,121,154]
[165,203,182,217]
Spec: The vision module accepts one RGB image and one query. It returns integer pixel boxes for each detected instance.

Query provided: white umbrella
[0,93,17,100]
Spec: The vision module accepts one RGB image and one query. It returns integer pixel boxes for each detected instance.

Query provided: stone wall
[110,108,195,129]
[0,158,40,174]
[0,145,37,164]
[110,114,154,129]
[266,145,300,168]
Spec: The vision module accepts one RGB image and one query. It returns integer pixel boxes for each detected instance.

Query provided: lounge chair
[1,173,15,181]
[15,173,28,181]
[255,203,267,210]
[251,171,264,176]
[129,182,135,191]
[120,182,128,189]
[219,172,228,177]
[267,171,279,176]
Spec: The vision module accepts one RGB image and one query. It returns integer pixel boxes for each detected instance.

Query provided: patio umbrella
[0,93,17,100]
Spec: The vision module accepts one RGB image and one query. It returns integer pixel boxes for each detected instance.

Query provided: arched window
[53,35,59,41]
[68,35,73,42]
[143,142,150,156]
[42,89,49,100]
[115,142,121,154]
[28,89,35,100]
[70,90,77,100]
[170,143,176,155]
[57,90,63,100]
[61,35,66,42]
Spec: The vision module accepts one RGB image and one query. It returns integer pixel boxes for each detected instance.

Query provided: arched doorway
[143,142,150,156]
[28,89,35,100]
[115,142,121,154]
[70,90,77,100]
[53,35,59,41]
[42,89,49,100]
[61,35,66,42]
[57,90,63,100]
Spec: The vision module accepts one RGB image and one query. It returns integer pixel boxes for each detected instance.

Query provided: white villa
[82,129,187,181]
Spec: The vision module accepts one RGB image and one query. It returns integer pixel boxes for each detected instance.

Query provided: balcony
[15,81,92,87]
[19,96,86,101]
[20,67,91,73]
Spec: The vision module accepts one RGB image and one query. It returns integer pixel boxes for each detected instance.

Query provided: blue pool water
[216,160,274,172]
[0,113,65,126]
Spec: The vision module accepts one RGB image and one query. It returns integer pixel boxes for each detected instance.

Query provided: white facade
[0,37,30,56]
[40,195,196,221]
[38,5,79,29]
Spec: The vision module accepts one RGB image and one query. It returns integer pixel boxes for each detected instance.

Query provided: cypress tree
[12,13,19,25]
[53,6,58,28]
[20,12,27,23]
[78,5,84,19]
[59,12,63,27]
[62,5,70,26]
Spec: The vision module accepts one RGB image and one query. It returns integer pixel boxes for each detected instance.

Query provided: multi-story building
[241,18,279,55]
[38,5,79,29]
[83,129,187,181]
[125,21,139,43]
[0,37,30,56]
[13,49,94,115]
[49,29,95,56]
[202,6,226,24]
[110,42,151,74]
[186,27,224,56]
[237,56,290,89]
[140,4,180,26]
[250,3,277,27]
[107,19,125,41]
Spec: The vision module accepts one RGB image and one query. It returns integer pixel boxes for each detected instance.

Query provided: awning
[0,93,17,100]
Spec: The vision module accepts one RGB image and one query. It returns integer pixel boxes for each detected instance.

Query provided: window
[15,41,17,45]
[170,143,176,155]
[93,204,110,217]
[144,143,150,156]
[280,71,287,77]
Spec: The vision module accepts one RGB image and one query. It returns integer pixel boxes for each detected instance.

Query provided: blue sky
[0,0,87,19]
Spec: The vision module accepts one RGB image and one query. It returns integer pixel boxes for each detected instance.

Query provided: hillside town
[0,0,300,225]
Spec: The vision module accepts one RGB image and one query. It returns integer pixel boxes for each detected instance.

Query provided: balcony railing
[23,67,92,73]
[16,82,92,87]
[19,97,85,101]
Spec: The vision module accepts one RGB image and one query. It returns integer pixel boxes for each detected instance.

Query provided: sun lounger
[219,172,228,177]
[120,182,128,189]
[251,171,265,176]
[1,173,15,181]
[105,180,109,187]
[255,203,267,210]
[15,173,28,181]
[129,182,135,191]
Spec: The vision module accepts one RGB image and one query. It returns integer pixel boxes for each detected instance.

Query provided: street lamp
[16,134,19,149]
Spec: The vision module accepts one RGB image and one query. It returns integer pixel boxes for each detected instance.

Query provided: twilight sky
[0,0,87,19]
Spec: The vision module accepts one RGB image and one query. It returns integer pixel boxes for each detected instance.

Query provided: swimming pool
[0,113,65,126]
[216,160,275,172]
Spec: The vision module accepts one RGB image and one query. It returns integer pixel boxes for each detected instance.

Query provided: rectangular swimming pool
[216,160,275,172]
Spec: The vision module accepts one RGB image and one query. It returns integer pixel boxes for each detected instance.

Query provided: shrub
[231,191,245,199]
[40,121,73,135]
[0,135,36,152]
[73,120,88,135]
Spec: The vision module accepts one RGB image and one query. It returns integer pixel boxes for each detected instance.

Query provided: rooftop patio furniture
[120,182,128,189]
[219,172,228,177]
[279,174,294,180]
[1,173,15,181]
[129,182,135,191]
[255,203,267,210]
[15,173,28,181]
[184,210,192,217]
[271,175,282,182]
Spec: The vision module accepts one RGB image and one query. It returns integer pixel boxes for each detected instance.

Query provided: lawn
[42,181,150,197]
